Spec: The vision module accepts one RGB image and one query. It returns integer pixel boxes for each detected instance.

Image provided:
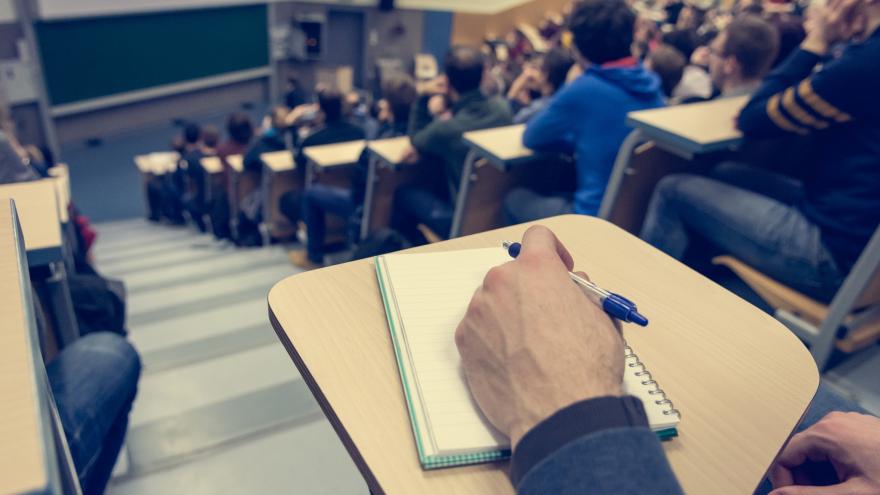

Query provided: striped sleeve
[737,44,874,138]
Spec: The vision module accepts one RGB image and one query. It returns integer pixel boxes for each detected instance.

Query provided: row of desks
[134,96,747,243]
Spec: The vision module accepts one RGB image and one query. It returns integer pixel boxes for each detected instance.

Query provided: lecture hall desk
[259,150,299,240]
[269,214,819,495]
[0,201,78,494]
[0,181,79,347]
[361,136,418,239]
[626,95,749,159]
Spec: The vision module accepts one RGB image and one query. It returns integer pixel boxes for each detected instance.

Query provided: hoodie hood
[586,63,662,98]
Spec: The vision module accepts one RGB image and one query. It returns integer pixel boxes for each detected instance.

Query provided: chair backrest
[851,225,880,310]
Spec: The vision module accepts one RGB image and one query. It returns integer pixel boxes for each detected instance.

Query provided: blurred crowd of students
[150,0,878,314]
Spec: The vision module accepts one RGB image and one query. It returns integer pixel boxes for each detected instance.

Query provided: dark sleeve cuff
[510,396,648,487]
[778,48,822,79]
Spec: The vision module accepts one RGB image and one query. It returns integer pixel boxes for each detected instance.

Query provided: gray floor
[93,220,367,494]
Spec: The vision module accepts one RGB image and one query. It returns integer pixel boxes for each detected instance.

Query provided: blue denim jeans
[390,186,453,245]
[753,381,868,494]
[48,333,141,495]
[302,184,357,264]
[503,188,573,225]
[640,173,844,302]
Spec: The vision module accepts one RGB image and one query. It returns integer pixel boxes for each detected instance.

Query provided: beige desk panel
[367,136,412,166]
[269,215,818,494]
[0,201,48,493]
[260,150,296,172]
[628,96,748,147]
[226,154,244,173]
[463,125,532,162]
[200,156,223,174]
[0,181,62,253]
[303,140,366,169]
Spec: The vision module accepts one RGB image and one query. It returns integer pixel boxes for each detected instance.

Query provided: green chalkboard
[35,5,269,106]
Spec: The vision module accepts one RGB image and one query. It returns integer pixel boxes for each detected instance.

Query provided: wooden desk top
[0,201,51,493]
[227,154,244,173]
[627,96,748,154]
[269,215,819,495]
[303,140,366,169]
[135,152,179,175]
[0,182,62,266]
[463,125,532,165]
[200,156,223,175]
[367,136,413,167]
[260,150,296,172]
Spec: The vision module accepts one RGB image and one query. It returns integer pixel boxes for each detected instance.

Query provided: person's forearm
[513,397,683,494]
[800,33,829,57]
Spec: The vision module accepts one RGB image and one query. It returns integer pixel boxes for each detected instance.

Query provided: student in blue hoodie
[504,0,665,224]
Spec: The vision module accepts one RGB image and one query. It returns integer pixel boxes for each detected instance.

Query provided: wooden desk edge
[267,303,384,494]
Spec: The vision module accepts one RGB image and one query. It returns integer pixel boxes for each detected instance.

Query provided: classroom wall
[54,79,266,146]
[272,2,426,101]
[451,0,569,45]
[0,13,48,148]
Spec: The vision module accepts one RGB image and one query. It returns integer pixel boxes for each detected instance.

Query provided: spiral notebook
[375,248,681,470]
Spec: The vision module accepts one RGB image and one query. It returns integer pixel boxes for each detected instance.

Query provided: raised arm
[737,0,879,137]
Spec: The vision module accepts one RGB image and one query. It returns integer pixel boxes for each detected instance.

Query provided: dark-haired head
[569,0,636,65]
[183,123,201,144]
[201,125,220,149]
[226,112,254,146]
[381,73,417,124]
[444,46,485,95]
[662,29,699,60]
[646,45,686,97]
[318,88,344,124]
[542,48,575,94]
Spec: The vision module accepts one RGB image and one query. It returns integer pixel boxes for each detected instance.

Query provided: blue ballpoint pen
[502,241,649,327]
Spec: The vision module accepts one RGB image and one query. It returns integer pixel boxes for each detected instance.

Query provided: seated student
[277,88,366,230]
[181,123,214,232]
[645,44,687,101]
[210,112,254,241]
[389,46,513,245]
[48,332,141,495]
[288,75,416,269]
[504,0,665,224]
[507,48,575,124]
[641,0,880,304]
[455,225,878,495]
[0,124,38,184]
[236,106,289,246]
[665,29,715,102]
[687,15,781,102]
[154,136,188,225]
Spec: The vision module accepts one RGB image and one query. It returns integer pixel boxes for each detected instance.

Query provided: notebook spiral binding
[624,343,681,419]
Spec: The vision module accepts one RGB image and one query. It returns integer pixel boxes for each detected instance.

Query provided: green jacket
[409,91,512,198]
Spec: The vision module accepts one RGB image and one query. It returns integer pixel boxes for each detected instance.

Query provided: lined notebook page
[384,248,511,455]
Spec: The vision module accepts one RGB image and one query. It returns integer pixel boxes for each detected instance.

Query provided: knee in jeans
[78,333,142,382]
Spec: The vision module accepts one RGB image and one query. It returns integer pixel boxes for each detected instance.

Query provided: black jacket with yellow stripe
[738,28,880,272]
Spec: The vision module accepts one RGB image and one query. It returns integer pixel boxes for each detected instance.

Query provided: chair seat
[712,256,880,353]
[712,256,828,324]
